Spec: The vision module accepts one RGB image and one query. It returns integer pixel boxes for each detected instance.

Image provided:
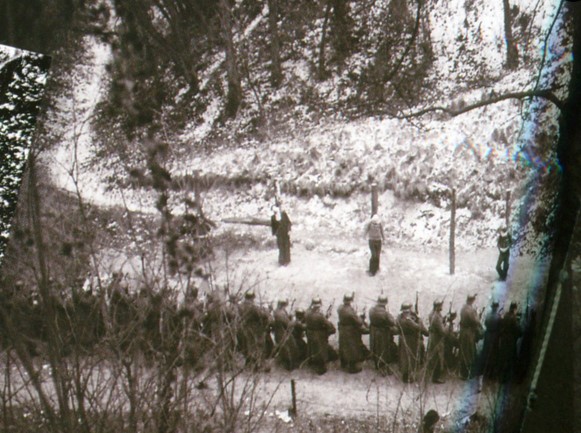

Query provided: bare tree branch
[397,88,564,119]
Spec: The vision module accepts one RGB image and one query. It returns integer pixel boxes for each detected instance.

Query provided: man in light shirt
[364,213,385,276]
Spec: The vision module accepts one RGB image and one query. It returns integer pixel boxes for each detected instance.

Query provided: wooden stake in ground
[289,379,297,417]
[371,183,378,216]
[274,179,282,206]
[450,188,456,275]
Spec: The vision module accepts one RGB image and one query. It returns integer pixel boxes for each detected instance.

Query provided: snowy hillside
[44,0,568,253]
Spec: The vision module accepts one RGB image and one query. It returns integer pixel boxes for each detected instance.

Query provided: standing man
[397,302,429,383]
[459,294,483,380]
[480,301,502,380]
[291,308,308,365]
[496,225,512,281]
[498,302,522,383]
[364,213,385,276]
[368,295,397,375]
[305,298,337,375]
[272,299,299,371]
[427,300,447,384]
[271,204,292,266]
[443,310,459,374]
[337,293,370,373]
[237,291,271,371]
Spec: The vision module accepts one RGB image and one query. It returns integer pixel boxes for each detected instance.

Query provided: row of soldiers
[228,291,532,385]
[0,279,533,385]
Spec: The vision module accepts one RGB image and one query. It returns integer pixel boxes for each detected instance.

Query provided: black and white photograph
[0,1,579,432]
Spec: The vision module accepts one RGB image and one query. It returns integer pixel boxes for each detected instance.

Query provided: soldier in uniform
[496,225,512,281]
[237,291,271,371]
[305,298,337,375]
[368,295,397,375]
[337,293,370,373]
[459,294,483,380]
[397,302,429,383]
[178,287,204,368]
[291,308,308,365]
[427,300,447,383]
[444,310,459,374]
[272,299,300,370]
[271,205,292,266]
[480,301,502,380]
[498,302,522,383]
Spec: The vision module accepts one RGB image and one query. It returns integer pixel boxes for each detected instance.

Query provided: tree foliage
[0,51,50,261]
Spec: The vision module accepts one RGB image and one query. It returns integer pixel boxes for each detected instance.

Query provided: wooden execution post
[289,379,297,417]
[449,188,456,275]
[505,190,511,227]
[274,179,282,206]
[194,169,202,213]
[371,182,378,216]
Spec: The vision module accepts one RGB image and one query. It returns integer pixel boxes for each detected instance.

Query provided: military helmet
[491,301,500,308]
[311,297,322,307]
[467,294,477,301]
[377,295,388,305]
[245,291,256,300]
[343,293,354,303]
[401,302,412,311]
[277,299,289,307]
[433,300,443,308]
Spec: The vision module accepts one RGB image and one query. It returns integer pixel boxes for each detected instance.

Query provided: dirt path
[207,229,544,321]
[192,230,544,424]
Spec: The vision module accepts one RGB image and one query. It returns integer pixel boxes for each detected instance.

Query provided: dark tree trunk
[219,0,242,119]
[330,0,353,64]
[267,0,283,87]
[518,3,580,433]
[503,0,519,69]
[317,0,333,81]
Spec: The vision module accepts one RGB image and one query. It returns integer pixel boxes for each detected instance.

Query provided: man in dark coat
[271,205,292,266]
[203,293,239,370]
[337,293,370,373]
[305,298,337,375]
[444,310,459,373]
[480,301,502,380]
[178,288,204,368]
[496,225,512,281]
[291,308,308,365]
[272,299,300,370]
[427,300,447,383]
[237,291,271,371]
[397,302,429,383]
[368,295,397,375]
[498,302,522,383]
[459,294,483,380]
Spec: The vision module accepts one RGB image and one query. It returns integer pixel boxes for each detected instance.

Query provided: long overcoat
[338,304,370,365]
[481,310,501,378]
[427,310,446,375]
[369,305,397,367]
[305,308,336,365]
[237,300,270,362]
[273,306,300,369]
[397,310,429,379]
[458,303,483,378]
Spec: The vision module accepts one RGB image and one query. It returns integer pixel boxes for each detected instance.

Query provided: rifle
[326,298,335,319]
[360,306,368,322]
[444,301,453,324]
[414,291,419,316]
[478,306,485,320]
